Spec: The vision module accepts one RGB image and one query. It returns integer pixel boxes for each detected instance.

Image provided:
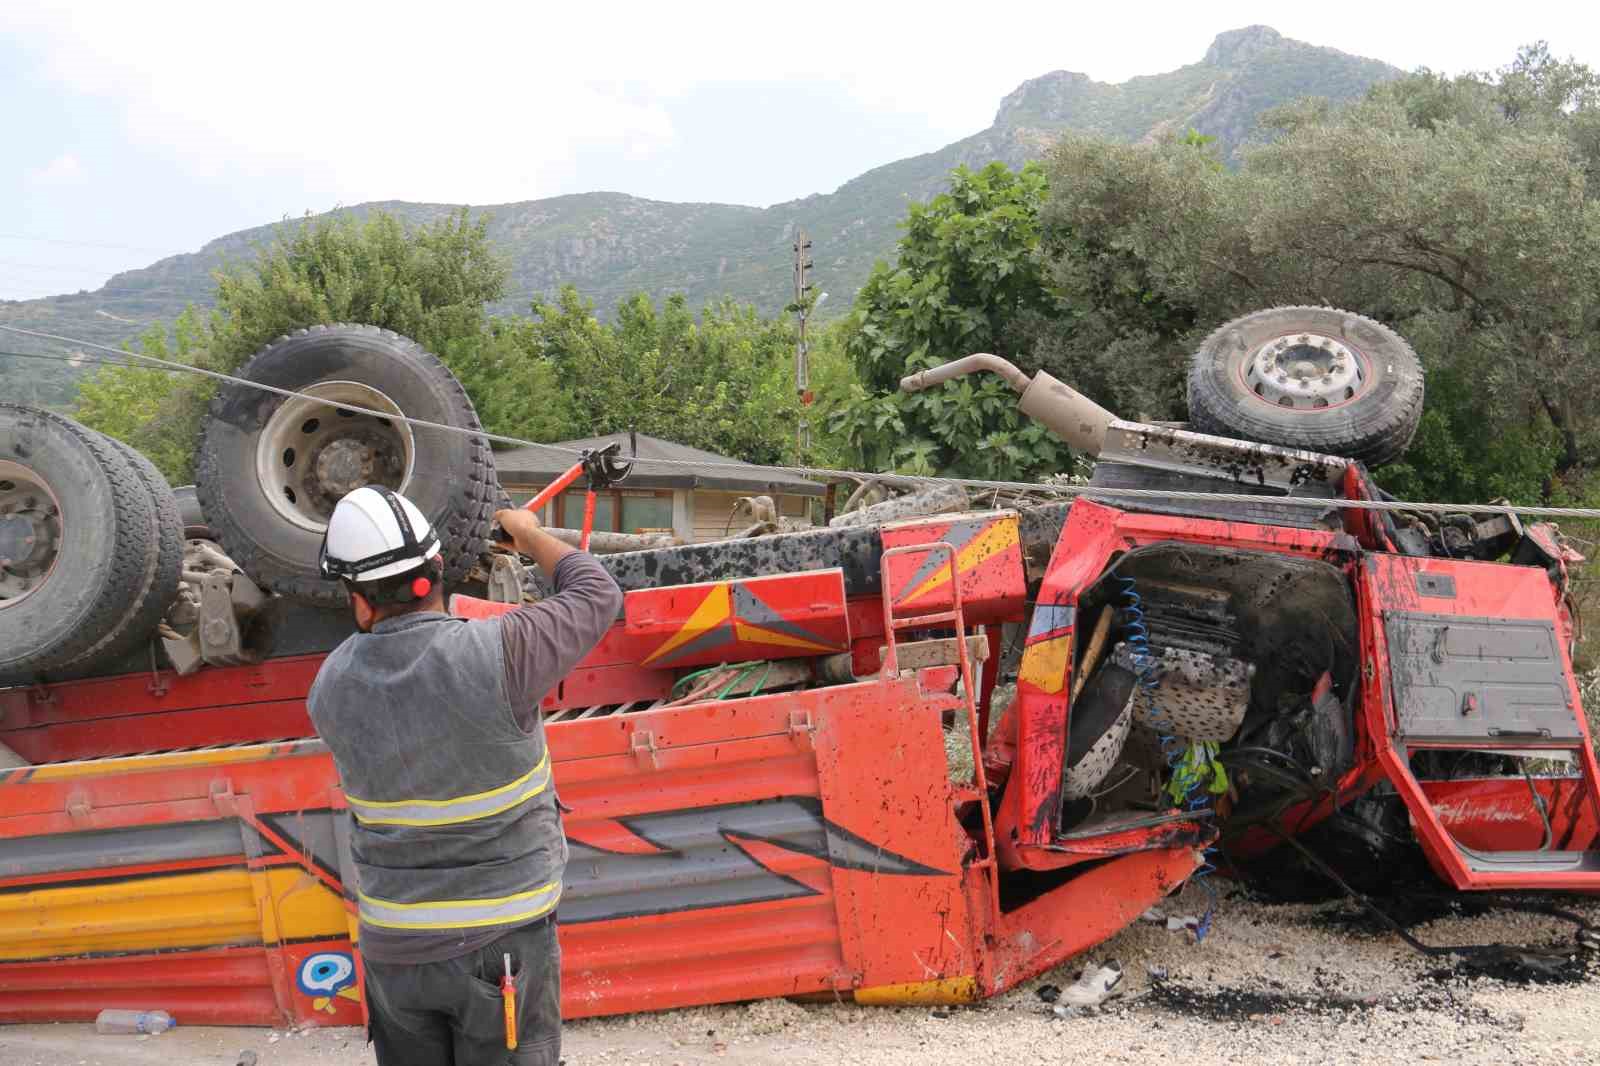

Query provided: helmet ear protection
[344,554,442,607]
[319,486,442,605]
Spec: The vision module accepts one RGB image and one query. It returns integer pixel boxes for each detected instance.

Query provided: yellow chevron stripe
[642,583,732,665]
[899,519,1018,606]
[732,622,839,654]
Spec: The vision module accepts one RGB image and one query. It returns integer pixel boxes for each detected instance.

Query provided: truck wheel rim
[1242,333,1369,411]
[0,460,64,609]
[255,381,416,533]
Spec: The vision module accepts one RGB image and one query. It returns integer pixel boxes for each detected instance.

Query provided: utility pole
[792,227,813,463]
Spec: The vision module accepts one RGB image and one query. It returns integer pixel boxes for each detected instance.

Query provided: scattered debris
[1052,960,1123,1011]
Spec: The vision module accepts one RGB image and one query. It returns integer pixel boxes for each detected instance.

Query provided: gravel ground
[5,883,1596,1066]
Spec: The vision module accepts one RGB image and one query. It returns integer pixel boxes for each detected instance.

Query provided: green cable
[747,661,773,698]
[672,663,728,695]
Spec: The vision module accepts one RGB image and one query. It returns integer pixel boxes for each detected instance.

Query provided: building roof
[494,432,826,497]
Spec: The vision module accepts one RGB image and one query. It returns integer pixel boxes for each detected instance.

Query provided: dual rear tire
[0,404,182,682]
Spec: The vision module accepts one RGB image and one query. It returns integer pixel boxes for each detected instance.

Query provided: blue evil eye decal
[297,951,355,995]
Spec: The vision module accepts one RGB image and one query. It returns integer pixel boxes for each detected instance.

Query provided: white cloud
[25,152,87,186]
[2,0,1598,211]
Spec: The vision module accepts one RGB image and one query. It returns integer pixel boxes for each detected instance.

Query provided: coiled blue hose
[1119,575,1218,939]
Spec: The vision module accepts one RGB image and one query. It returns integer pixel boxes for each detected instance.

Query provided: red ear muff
[411,576,432,599]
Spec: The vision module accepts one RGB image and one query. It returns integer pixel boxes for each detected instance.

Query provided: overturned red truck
[0,308,1595,1027]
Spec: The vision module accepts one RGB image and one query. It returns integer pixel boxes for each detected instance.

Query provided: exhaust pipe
[900,354,1117,457]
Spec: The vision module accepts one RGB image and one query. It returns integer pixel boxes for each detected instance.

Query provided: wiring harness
[1121,575,1219,938]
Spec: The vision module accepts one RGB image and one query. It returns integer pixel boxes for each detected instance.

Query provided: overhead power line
[0,233,190,256]
[5,321,1600,521]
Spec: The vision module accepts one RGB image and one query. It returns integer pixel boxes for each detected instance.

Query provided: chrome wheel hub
[1244,333,1366,410]
[0,460,63,608]
[255,381,416,533]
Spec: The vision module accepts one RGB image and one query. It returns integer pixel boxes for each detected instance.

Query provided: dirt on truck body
[0,307,1596,1029]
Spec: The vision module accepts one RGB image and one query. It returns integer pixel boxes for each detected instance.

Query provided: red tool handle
[520,461,585,515]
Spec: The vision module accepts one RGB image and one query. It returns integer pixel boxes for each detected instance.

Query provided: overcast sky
[3,0,1597,301]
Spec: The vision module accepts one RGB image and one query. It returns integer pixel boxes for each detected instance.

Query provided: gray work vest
[307,612,565,938]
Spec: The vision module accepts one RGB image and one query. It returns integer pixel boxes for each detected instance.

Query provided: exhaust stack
[900,354,1117,457]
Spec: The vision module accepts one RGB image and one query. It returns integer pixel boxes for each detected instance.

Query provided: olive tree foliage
[827,163,1070,479]
[1033,43,1600,504]
[525,286,854,468]
[74,209,551,482]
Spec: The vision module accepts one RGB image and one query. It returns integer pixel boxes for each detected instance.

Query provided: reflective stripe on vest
[357,880,562,931]
[344,750,551,827]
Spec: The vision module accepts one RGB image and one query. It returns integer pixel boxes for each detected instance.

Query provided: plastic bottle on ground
[94,1009,175,1035]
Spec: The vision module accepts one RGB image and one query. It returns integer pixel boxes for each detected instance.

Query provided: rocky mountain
[2,25,1399,405]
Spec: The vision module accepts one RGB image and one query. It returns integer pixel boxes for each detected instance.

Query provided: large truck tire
[71,434,185,672]
[0,405,165,681]
[195,324,498,605]
[1186,306,1424,468]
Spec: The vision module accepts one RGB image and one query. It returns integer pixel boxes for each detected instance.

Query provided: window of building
[557,489,673,534]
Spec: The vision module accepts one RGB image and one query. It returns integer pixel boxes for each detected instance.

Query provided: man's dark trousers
[364,918,560,1066]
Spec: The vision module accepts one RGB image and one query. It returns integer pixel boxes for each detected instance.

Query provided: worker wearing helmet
[307,486,621,1066]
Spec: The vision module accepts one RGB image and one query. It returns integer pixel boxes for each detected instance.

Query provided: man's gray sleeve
[500,552,624,731]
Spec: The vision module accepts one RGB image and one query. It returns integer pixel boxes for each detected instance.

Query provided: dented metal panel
[1099,419,1347,492]
[1385,612,1576,742]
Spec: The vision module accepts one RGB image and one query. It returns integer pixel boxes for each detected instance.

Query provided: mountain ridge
[1,25,1401,406]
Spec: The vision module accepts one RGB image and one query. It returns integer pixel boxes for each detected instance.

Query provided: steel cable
[7,322,1600,520]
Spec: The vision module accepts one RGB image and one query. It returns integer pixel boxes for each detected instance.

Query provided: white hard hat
[318,486,441,583]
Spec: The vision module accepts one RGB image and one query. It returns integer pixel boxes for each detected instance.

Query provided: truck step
[1455,846,1600,875]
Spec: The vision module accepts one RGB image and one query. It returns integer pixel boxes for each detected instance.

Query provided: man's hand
[493,507,541,551]
[493,508,575,575]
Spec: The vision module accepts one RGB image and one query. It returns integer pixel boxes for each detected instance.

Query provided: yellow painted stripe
[642,583,731,665]
[0,866,345,961]
[346,750,548,811]
[1018,634,1073,695]
[20,741,314,782]
[854,976,979,1005]
[899,519,1018,605]
[732,622,838,654]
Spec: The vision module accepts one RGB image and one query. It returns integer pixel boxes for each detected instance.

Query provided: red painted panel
[813,687,978,989]
[1422,777,1600,852]
[0,945,286,1026]
[881,511,1025,622]
[0,657,321,730]
[1,700,315,765]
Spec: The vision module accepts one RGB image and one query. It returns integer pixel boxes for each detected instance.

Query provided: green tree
[1032,43,1600,504]
[73,306,215,481]
[829,162,1068,479]
[74,209,523,482]
[528,286,846,467]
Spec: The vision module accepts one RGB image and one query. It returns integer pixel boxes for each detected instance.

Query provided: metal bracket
[65,790,91,825]
[788,709,816,749]
[630,730,658,769]
[209,777,239,816]
[486,552,528,604]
